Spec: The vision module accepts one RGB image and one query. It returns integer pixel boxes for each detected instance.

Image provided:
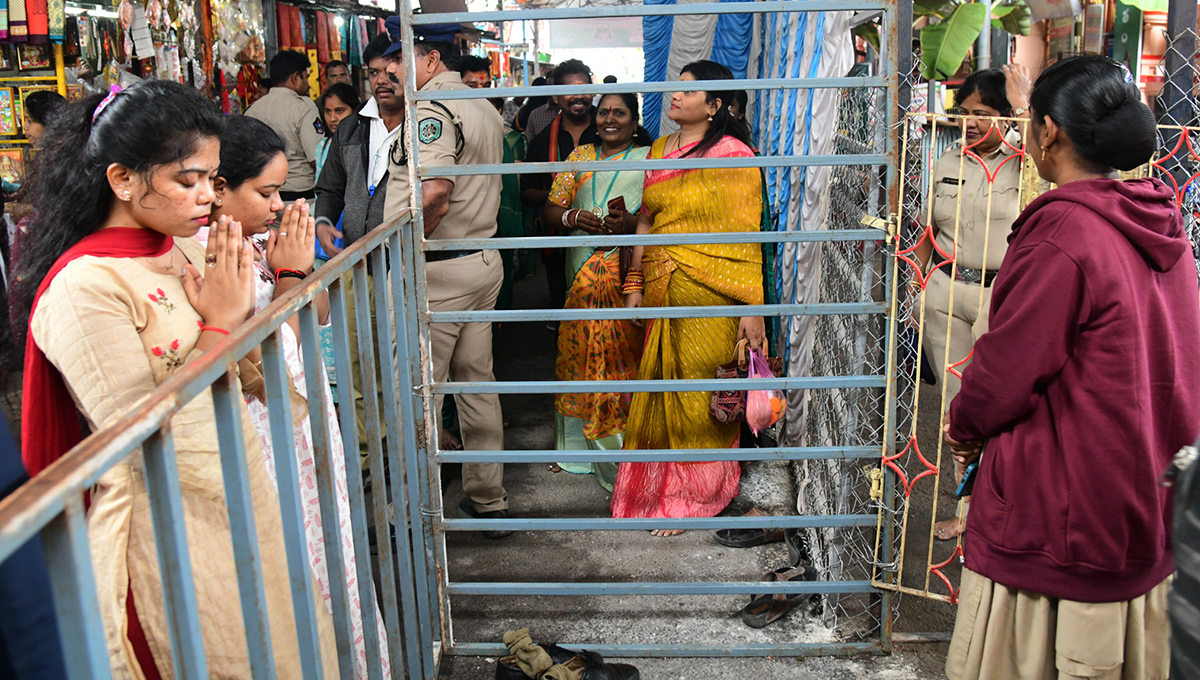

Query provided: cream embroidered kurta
[30,238,338,679]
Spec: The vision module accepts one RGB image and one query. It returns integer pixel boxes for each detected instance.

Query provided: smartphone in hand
[955,462,979,499]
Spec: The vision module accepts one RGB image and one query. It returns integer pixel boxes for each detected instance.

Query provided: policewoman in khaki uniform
[918,68,1030,408]
[916,66,1031,542]
[383,24,511,538]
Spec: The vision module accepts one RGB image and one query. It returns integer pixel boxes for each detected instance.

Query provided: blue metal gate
[0,1,906,678]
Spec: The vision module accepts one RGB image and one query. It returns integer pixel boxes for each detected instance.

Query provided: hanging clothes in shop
[47,0,61,43]
[289,5,303,51]
[26,0,47,43]
[8,0,26,42]
[0,0,9,40]
[277,3,291,49]
[328,14,341,61]
[316,11,329,63]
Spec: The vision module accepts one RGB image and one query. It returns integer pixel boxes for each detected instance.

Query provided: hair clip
[1119,63,1134,84]
[92,85,124,123]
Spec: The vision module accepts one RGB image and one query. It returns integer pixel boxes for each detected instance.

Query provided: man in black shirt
[520,59,598,315]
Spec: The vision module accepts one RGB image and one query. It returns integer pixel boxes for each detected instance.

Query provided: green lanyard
[589,146,634,217]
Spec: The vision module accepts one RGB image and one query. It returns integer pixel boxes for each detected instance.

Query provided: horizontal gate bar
[440,515,877,532]
[420,154,887,177]
[422,228,886,250]
[429,302,884,323]
[410,0,887,23]
[437,445,879,464]
[447,641,883,658]
[415,77,886,101]
[444,580,878,596]
[433,375,885,394]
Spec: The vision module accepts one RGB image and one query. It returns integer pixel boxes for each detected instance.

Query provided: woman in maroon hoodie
[944,55,1200,679]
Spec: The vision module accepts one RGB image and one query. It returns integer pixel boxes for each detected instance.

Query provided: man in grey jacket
[315,29,404,250]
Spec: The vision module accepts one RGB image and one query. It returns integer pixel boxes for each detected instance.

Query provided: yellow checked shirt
[384,71,504,239]
[929,140,1023,272]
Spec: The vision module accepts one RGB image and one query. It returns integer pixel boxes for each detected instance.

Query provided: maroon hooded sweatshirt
[949,177,1200,603]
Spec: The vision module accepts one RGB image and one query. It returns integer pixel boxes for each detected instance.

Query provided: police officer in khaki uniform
[246,49,322,201]
[383,24,510,538]
[914,66,1031,543]
[917,68,1028,408]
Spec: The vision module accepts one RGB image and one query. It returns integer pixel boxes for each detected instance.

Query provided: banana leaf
[920,2,989,80]
[991,0,1032,36]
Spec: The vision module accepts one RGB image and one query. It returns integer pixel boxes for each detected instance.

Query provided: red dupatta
[21,227,172,476]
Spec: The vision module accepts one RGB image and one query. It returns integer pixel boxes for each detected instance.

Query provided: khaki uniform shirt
[384,71,503,240]
[930,139,1022,272]
[246,87,322,193]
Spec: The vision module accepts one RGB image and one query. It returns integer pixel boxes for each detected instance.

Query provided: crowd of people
[0,7,1197,677]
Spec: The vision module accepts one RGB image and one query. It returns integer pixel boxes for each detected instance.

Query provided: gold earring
[1041,146,1046,162]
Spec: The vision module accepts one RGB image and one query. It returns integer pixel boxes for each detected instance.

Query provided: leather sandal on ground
[715,526,786,548]
[740,564,817,629]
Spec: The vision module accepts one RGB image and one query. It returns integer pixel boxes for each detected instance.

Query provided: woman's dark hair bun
[1030,55,1156,172]
[1091,93,1156,171]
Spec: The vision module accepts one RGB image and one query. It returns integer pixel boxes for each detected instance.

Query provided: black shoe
[570,650,640,680]
[495,656,529,680]
[459,497,514,539]
[542,646,639,680]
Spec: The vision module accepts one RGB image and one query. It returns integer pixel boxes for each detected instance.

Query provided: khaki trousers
[946,567,1171,680]
[922,270,992,410]
[427,250,507,511]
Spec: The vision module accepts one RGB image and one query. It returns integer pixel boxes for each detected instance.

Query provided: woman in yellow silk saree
[610,61,766,535]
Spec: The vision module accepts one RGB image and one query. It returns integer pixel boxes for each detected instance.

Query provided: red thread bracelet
[275,267,307,279]
[200,325,231,336]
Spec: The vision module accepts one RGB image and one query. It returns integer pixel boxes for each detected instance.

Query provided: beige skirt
[946,567,1171,680]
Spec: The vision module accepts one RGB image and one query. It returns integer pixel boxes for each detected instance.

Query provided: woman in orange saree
[610,61,766,536]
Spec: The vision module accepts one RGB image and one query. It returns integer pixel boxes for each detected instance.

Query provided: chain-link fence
[789,81,892,638]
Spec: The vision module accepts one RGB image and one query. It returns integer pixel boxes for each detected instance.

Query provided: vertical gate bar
[210,367,276,679]
[350,260,407,678]
[878,0,908,655]
[298,300,357,679]
[399,1,446,669]
[387,230,439,678]
[329,275,386,680]
[41,494,109,680]
[141,428,208,679]
[260,332,327,680]
[367,243,429,680]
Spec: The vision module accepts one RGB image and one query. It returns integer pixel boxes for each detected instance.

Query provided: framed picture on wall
[17,44,51,70]
[0,148,26,184]
[0,89,16,135]
[65,84,84,101]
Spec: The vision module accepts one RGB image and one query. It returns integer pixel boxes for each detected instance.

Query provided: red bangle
[275,267,307,279]
[200,325,230,336]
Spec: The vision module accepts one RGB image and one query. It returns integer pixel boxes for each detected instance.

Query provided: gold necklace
[148,246,175,272]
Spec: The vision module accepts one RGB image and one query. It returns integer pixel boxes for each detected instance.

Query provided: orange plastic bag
[746,349,786,434]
